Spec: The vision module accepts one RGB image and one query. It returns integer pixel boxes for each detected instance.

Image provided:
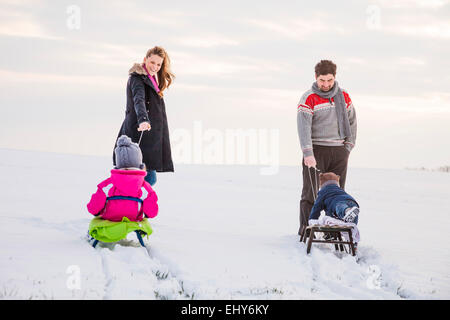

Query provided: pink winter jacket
[87,169,158,222]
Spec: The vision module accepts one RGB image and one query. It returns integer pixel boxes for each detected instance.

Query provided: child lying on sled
[308,172,360,244]
[86,135,158,245]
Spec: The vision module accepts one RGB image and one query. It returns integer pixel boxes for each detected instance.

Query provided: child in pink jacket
[87,135,158,222]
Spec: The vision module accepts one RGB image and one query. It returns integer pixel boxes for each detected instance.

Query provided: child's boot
[343,207,359,223]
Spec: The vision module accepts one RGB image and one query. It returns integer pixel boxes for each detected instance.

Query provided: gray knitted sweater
[297,88,357,158]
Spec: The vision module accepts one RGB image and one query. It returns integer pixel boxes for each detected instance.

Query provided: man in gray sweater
[297,60,357,236]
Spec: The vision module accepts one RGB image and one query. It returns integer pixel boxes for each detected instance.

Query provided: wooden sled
[299,225,357,256]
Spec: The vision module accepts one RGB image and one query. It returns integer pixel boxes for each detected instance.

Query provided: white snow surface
[0,148,449,300]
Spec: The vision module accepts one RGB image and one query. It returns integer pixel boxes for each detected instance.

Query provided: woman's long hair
[145,46,175,97]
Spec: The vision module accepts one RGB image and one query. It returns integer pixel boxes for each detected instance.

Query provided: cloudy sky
[0,0,449,169]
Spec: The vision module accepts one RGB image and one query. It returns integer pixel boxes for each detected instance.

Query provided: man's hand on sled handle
[138,121,151,131]
[304,155,317,168]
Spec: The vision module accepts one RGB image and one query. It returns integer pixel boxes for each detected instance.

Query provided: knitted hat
[319,172,340,187]
[114,135,144,169]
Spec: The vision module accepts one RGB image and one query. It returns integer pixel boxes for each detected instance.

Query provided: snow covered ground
[0,148,449,299]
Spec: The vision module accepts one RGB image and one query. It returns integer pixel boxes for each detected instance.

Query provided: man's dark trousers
[299,145,350,235]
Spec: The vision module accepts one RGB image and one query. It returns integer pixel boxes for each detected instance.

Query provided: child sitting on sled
[308,172,360,244]
[86,135,158,245]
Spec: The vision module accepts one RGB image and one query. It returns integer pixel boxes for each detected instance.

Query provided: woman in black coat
[114,46,175,185]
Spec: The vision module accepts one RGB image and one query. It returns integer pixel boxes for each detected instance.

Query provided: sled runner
[300,224,357,256]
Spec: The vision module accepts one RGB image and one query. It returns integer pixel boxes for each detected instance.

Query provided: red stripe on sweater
[304,91,352,110]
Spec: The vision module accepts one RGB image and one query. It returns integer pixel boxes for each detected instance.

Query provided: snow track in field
[91,237,194,300]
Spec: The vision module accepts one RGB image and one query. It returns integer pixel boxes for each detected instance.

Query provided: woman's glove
[138,122,151,131]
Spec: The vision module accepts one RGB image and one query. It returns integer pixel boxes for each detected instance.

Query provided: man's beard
[319,86,331,92]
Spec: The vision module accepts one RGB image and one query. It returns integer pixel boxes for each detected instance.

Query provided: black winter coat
[113,63,174,172]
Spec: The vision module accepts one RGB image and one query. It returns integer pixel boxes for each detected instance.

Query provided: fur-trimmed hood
[128,63,160,87]
[128,63,147,75]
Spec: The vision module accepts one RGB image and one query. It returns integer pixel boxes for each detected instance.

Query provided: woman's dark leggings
[145,170,157,186]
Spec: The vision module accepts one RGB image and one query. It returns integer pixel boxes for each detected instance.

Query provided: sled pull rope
[138,130,144,146]
[308,167,321,201]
